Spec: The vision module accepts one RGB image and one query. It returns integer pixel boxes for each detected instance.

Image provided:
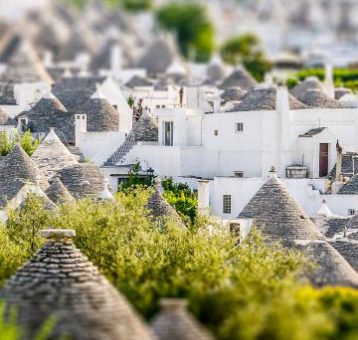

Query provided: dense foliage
[287,68,358,92]
[220,33,273,82]
[2,191,358,339]
[156,2,215,62]
[162,177,198,226]
[0,130,39,156]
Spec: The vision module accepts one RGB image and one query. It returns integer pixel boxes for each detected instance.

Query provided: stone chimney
[39,229,76,241]
[99,177,114,200]
[110,45,122,71]
[75,114,87,147]
[198,180,210,215]
[324,62,335,99]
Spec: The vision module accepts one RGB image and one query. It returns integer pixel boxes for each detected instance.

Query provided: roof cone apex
[91,84,107,100]
[161,298,188,310]
[268,166,278,178]
[317,200,333,217]
[39,229,76,240]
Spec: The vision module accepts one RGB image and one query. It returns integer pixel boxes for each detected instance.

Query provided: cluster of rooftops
[2,2,358,337]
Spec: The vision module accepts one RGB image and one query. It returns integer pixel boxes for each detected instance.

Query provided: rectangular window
[348,209,356,216]
[163,121,174,146]
[214,130,218,136]
[236,123,244,132]
[223,195,232,214]
[161,105,166,108]
[156,105,160,109]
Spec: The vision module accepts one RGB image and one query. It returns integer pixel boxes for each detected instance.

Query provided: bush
[0,130,39,156]
[162,177,197,226]
[1,192,358,339]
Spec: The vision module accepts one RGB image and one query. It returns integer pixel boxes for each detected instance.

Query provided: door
[163,121,173,146]
[319,143,329,177]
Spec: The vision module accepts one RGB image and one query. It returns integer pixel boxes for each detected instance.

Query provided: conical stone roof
[133,112,158,142]
[330,239,358,272]
[146,187,185,229]
[238,175,324,242]
[32,128,78,179]
[234,86,306,111]
[45,177,74,204]
[151,299,214,340]
[81,92,119,132]
[218,67,257,90]
[295,240,358,288]
[58,163,107,199]
[0,144,49,207]
[137,39,175,76]
[290,77,323,99]
[17,92,74,144]
[30,92,67,113]
[1,229,154,340]
[295,89,352,108]
[220,87,246,103]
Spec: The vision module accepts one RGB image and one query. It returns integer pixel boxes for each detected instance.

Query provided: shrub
[0,130,39,156]
[162,177,198,226]
[1,191,358,339]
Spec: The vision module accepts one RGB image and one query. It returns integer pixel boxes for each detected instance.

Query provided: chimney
[276,85,289,114]
[268,166,278,178]
[110,45,122,71]
[198,180,210,215]
[160,298,187,311]
[39,229,76,241]
[99,178,114,200]
[324,62,335,99]
[75,114,87,147]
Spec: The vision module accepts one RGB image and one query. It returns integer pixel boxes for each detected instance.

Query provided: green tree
[6,194,50,257]
[220,34,272,82]
[156,2,215,62]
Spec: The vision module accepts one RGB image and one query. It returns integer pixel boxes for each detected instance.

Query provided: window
[156,105,160,109]
[214,130,218,136]
[223,195,232,214]
[236,123,244,132]
[348,209,356,216]
[234,171,244,178]
[163,121,174,146]
[161,105,166,108]
[19,117,28,132]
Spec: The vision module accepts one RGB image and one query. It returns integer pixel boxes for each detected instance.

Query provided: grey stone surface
[1,230,154,340]
[151,299,214,340]
[238,176,324,241]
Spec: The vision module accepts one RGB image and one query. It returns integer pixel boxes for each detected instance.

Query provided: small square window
[223,195,231,214]
[161,105,166,108]
[348,209,356,216]
[236,123,244,132]
[156,105,160,109]
[214,130,218,136]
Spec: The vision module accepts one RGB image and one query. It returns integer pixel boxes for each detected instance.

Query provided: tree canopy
[220,33,272,82]
[156,2,215,62]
